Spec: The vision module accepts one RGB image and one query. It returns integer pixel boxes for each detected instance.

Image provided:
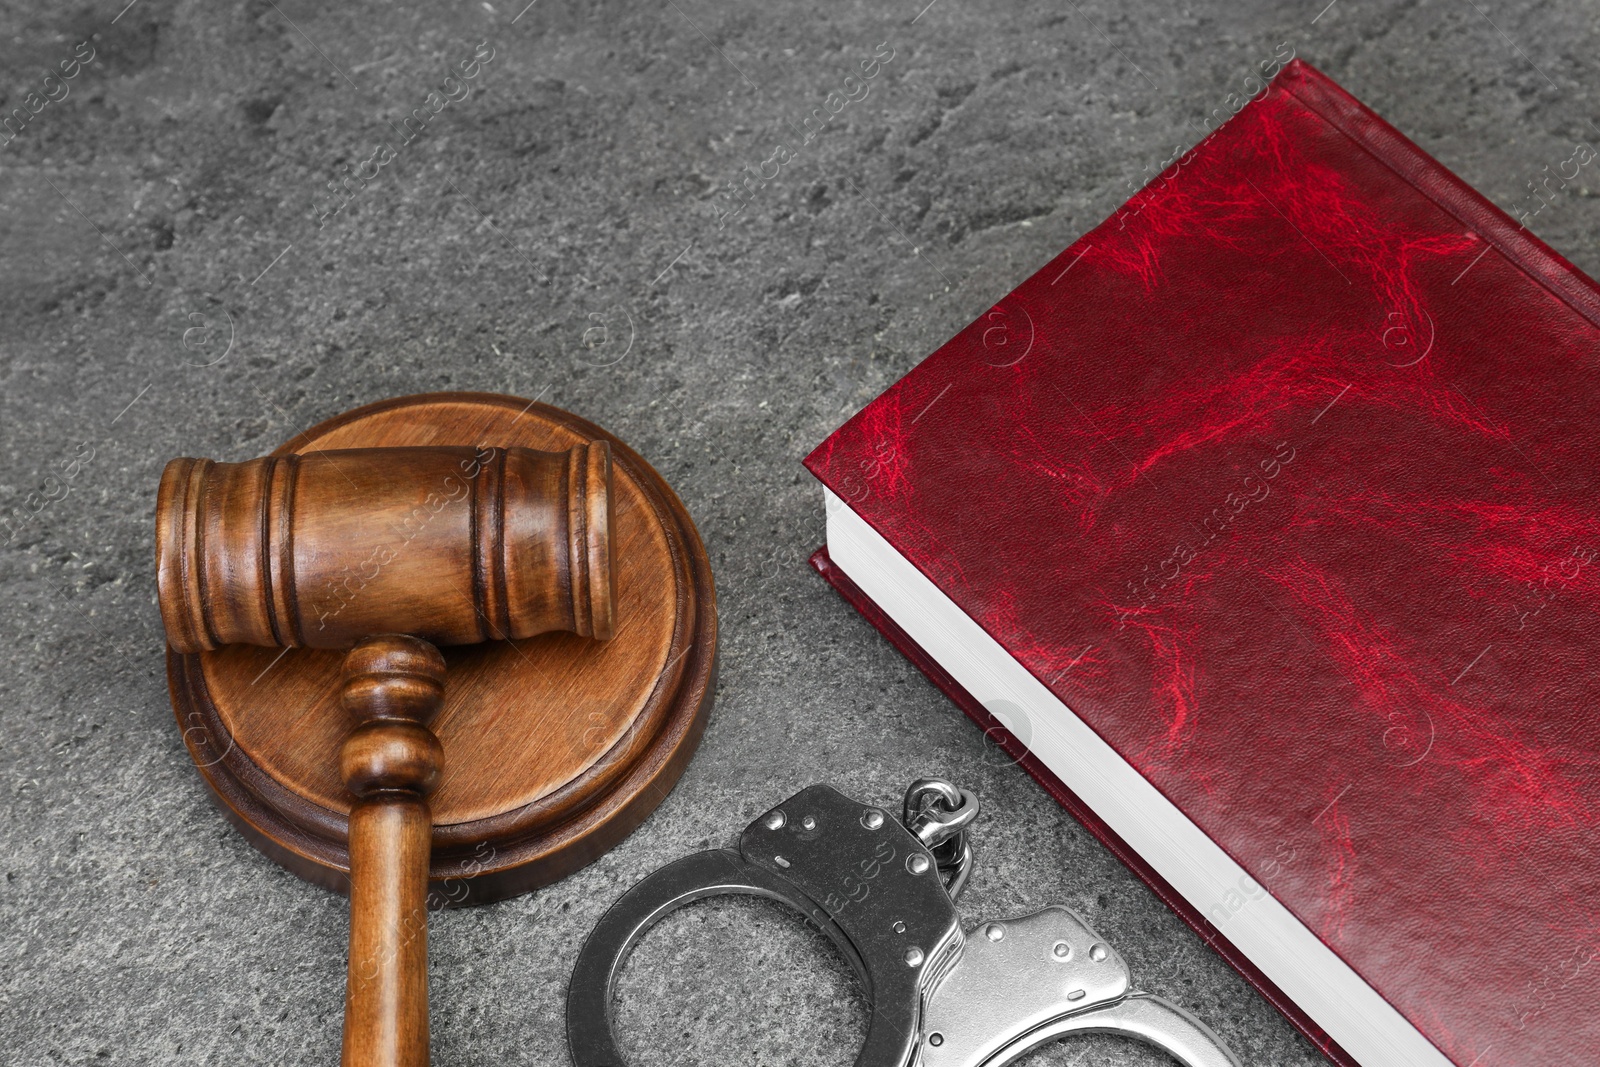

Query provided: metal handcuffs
[568,779,1243,1067]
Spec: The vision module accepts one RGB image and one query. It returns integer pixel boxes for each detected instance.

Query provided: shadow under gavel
[156,443,615,1067]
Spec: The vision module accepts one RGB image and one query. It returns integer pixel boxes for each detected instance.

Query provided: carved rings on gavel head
[154,443,616,654]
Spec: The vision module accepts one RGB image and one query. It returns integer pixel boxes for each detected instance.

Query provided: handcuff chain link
[901,778,978,899]
[569,779,1245,1067]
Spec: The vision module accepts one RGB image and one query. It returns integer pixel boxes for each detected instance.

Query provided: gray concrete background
[2,0,1597,1063]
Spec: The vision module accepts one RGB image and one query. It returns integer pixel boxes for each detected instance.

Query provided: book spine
[1275,60,1600,327]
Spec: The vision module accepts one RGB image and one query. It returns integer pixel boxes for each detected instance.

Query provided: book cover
[805,59,1600,1067]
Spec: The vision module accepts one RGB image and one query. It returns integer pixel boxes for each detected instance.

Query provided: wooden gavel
[155,443,615,1067]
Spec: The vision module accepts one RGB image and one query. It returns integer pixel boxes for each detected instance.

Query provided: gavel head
[155,443,615,654]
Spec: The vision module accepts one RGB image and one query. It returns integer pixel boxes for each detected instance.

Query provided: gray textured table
[2,1,1596,1064]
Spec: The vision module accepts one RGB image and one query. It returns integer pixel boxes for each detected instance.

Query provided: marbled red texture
[807,61,1600,1067]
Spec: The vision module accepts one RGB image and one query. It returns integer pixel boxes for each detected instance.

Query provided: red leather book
[804,59,1600,1067]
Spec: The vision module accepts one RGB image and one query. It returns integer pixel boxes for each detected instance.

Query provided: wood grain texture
[343,799,431,1067]
[156,445,615,652]
[164,392,718,903]
[339,636,445,1067]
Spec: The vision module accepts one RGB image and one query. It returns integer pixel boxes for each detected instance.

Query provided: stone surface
[1,0,1596,1064]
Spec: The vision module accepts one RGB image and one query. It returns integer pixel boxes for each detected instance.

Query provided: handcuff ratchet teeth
[567,779,1243,1067]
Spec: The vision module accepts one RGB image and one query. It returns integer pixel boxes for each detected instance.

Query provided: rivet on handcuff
[567,779,1243,1067]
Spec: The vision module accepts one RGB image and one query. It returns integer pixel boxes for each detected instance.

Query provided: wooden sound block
[168,392,717,904]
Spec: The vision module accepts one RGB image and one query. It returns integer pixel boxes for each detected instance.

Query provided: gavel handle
[345,797,432,1067]
[338,636,448,1067]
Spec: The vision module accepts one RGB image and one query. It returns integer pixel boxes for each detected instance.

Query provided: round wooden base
[167,393,717,904]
